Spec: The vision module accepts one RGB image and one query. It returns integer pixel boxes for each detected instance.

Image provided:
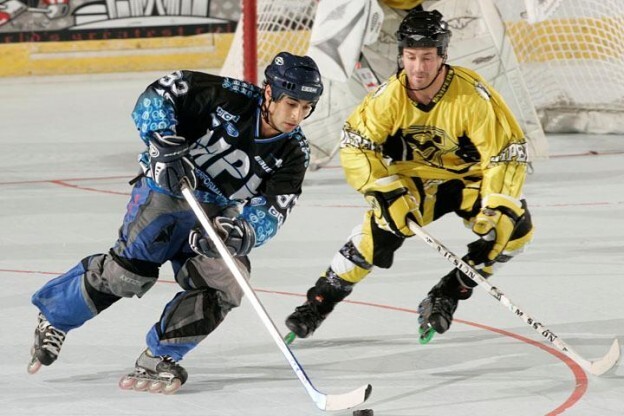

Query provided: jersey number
[158,71,189,97]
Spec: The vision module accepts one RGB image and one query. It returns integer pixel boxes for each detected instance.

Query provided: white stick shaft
[408,220,620,376]
[181,180,371,410]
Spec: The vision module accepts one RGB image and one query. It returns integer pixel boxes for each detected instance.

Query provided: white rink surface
[1,73,624,416]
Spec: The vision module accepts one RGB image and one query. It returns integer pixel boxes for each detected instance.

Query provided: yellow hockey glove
[364,175,422,237]
[472,194,525,261]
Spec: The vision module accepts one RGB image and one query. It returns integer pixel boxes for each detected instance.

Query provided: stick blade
[321,384,372,411]
[589,338,621,376]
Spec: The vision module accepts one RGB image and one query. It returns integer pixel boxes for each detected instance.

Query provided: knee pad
[368,213,405,268]
[175,256,251,309]
[85,253,158,299]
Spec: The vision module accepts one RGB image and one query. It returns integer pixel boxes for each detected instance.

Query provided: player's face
[402,47,444,90]
[265,89,314,134]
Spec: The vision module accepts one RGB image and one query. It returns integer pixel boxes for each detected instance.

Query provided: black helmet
[264,52,324,103]
[396,9,452,57]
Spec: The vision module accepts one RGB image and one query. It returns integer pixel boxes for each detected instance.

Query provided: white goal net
[221,0,624,167]
[496,0,624,134]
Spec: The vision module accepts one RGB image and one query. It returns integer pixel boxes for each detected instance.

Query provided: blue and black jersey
[132,70,311,247]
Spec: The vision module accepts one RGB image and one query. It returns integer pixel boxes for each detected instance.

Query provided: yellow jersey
[340,66,528,200]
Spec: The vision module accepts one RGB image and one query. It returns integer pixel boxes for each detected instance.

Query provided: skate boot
[417,288,459,344]
[284,274,353,344]
[285,301,328,341]
[119,349,188,395]
[417,270,473,344]
[27,313,66,374]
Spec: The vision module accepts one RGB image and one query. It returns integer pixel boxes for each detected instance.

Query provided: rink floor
[1,73,623,416]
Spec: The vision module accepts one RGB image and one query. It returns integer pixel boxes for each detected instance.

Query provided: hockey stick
[180,179,372,411]
[407,220,621,376]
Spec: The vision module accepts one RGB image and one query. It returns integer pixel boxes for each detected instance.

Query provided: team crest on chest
[401,125,455,166]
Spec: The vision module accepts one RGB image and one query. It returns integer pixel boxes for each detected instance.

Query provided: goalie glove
[147,133,197,194]
[189,216,256,258]
[472,194,526,262]
[364,175,422,237]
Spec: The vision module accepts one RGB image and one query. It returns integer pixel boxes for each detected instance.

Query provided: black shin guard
[286,271,354,338]
[307,271,354,314]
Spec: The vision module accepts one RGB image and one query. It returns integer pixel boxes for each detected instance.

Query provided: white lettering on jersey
[268,205,285,227]
[190,135,263,198]
[490,142,528,163]
[216,106,240,122]
[230,173,262,199]
[190,135,229,166]
[158,71,189,97]
[208,149,250,179]
[276,194,297,209]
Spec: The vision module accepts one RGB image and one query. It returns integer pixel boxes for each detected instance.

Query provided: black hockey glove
[148,133,197,194]
[189,217,256,258]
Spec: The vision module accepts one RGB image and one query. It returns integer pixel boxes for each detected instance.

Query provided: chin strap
[260,97,285,134]
[396,57,447,92]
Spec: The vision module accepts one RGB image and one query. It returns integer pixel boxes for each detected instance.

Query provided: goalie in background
[28,51,323,392]
[286,9,534,342]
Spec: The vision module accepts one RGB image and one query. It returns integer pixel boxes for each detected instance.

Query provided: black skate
[417,289,458,345]
[119,349,188,395]
[285,302,327,342]
[27,313,66,374]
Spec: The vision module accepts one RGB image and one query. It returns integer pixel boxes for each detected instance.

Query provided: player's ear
[264,84,272,102]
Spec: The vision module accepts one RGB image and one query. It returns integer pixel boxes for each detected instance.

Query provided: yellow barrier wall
[0,33,233,77]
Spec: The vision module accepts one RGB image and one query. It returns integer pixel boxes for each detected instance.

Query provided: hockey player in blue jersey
[28,51,323,393]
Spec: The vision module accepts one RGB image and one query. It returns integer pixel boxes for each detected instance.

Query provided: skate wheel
[148,380,164,393]
[284,332,296,345]
[27,358,42,374]
[119,376,137,390]
[133,378,150,391]
[418,326,436,345]
[162,379,182,395]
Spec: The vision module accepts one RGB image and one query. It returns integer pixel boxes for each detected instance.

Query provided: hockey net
[496,0,624,134]
[220,0,624,168]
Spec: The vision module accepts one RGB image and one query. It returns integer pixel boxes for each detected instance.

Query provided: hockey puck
[353,409,374,416]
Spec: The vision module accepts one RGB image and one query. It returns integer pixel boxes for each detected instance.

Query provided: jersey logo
[401,125,455,166]
[254,155,282,174]
[216,106,240,123]
[225,122,239,137]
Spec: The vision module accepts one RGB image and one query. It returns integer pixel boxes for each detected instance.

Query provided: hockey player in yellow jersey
[286,9,534,342]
